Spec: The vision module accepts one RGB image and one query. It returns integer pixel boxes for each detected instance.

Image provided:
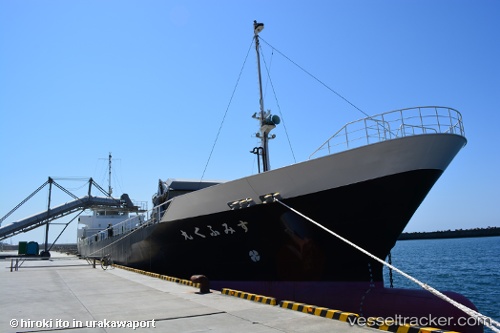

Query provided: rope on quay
[273,198,500,333]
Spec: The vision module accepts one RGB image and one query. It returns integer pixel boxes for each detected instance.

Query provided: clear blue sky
[1,1,499,244]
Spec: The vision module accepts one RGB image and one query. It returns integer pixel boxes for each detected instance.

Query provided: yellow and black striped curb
[279,300,358,322]
[221,288,277,305]
[279,302,461,333]
[106,266,461,333]
[113,264,200,288]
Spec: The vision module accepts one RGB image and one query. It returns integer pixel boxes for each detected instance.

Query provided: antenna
[108,152,112,197]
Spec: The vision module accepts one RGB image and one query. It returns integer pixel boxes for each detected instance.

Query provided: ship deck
[0,251,377,333]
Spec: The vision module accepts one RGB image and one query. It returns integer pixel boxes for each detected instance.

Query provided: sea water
[383,236,500,332]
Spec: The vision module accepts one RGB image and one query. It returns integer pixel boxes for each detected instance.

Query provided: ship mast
[108,152,112,197]
[252,20,280,173]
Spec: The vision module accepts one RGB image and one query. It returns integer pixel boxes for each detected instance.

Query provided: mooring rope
[273,198,500,333]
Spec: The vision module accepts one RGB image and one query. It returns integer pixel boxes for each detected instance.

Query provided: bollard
[190,275,210,294]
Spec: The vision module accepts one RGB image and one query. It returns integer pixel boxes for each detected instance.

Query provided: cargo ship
[77,21,479,332]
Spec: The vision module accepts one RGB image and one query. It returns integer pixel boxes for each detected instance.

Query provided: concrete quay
[0,251,377,333]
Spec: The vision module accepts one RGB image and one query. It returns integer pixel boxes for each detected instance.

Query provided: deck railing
[79,199,170,248]
[309,106,465,159]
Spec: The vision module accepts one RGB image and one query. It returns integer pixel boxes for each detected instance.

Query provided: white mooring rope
[274,198,500,333]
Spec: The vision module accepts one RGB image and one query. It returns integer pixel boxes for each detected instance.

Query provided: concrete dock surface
[1,251,377,333]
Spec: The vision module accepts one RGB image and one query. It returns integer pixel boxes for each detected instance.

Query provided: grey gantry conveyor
[0,177,138,247]
[0,195,137,241]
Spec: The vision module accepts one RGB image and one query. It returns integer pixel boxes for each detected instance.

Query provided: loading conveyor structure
[0,177,140,256]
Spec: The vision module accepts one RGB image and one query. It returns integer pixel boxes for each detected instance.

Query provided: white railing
[309,106,465,159]
[78,199,172,248]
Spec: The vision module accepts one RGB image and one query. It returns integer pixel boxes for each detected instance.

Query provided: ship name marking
[194,227,206,238]
[208,225,220,237]
[222,223,235,234]
[238,220,249,233]
[180,230,193,240]
[181,220,250,240]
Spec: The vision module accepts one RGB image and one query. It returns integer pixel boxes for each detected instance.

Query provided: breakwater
[399,226,500,240]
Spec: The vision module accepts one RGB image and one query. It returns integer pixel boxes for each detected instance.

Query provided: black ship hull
[78,131,479,332]
[87,168,440,282]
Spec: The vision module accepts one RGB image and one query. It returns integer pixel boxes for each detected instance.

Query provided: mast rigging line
[199,37,255,182]
[54,181,90,193]
[259,45,297,164]
[259,37,370,119]
[273,197,500,333]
